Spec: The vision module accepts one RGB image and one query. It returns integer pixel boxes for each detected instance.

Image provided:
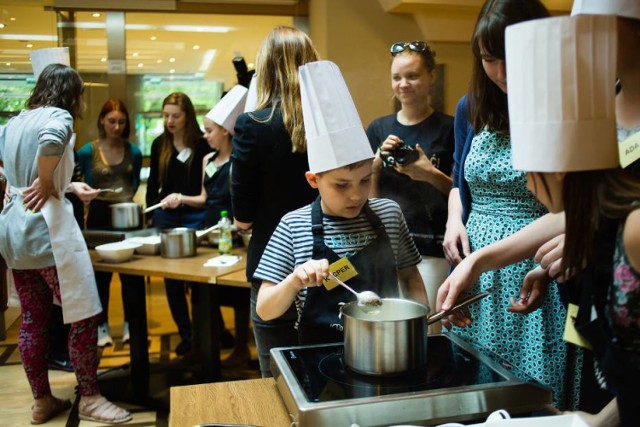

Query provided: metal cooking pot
[110,202,141,230]
[160,227,197,258]
[341,298,429,376]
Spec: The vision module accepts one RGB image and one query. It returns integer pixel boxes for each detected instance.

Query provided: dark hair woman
[0,63,131,424]
[145,91,211,356]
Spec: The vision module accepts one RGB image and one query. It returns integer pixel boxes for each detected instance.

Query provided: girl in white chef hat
[507,13,640,426]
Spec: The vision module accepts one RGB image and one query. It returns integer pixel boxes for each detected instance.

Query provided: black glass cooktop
[280,335,508,403]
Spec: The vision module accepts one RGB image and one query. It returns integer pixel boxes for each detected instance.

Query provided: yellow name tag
[563,303,592,350]
[619,130,640,169]
[322,257,358,290]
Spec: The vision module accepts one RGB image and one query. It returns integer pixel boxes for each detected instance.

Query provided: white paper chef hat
[30,47,70,79]
[205,85,248,135]
[299,60,374,174]
[506,15,618,172]
[572,0,640,20]
[244,75,258,113]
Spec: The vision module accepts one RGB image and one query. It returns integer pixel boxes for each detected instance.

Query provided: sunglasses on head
[390,41,428,56]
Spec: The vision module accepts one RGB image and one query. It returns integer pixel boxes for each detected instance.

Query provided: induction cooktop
[270,333,552,427]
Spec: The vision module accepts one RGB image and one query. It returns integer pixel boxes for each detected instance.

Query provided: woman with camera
[367,40,454,316]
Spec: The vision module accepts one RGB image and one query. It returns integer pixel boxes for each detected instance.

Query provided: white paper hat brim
[30,47,70,79]
[205,85,248,135]
[571,0,640,20]
[307,126,374,174]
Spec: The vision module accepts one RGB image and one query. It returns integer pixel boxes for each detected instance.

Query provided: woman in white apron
[0,63,131,425]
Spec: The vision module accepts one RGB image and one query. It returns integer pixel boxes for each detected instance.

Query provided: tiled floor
[0,276,259,426]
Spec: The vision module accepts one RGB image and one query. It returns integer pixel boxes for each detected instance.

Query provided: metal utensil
[327,271,382,308]
[101,186,123,193]
[143,202,163,214]
[427,284,501,325]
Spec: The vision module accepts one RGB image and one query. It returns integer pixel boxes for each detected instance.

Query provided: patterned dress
[454,130,582,410]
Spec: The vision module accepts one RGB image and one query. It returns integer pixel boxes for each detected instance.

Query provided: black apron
[298,197,399,345]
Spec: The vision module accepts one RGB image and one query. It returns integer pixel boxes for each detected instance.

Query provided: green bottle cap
[221,210,228,218]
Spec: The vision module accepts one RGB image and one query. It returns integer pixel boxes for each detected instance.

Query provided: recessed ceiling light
[192,45,200,50]
[0,24,5,29]
[26,43,33,48]
[150,36,157,41]
[156,59,162,64]
[169,57,176,63]
[6,62,11,66]
[169,69,175,74]
[100,57,107,62]
[137,63,143,68]
[248,63,254,68]
[132,52,139,57]
[10,17,16,21]
[92,13,101,18]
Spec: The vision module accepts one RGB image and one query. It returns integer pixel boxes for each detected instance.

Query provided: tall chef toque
[571,0,640,20]
[205,84,248,135]
[506,14,618,172]
[30,47,71,79]
[244,75,258,113]
[299,60,374,174]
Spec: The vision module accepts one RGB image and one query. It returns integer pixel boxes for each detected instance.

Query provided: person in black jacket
[231,26,319,377]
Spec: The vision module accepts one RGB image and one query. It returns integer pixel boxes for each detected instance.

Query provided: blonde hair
[254,26,319,153]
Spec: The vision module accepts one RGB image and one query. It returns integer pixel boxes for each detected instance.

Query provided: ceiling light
[248,63,254,68]
[100,57,107,62]
[137,63,143,68]
[10,17,15,21]
[156,59,162,64]
[92,13,101,18]
[150,36,157,41]
[0,24,5,29]
[169,69,175,74]
[192,45,200,50]
[169,57,175,63]
[6,62,11,66]
[26,43,33,48]
[132,52,139,57]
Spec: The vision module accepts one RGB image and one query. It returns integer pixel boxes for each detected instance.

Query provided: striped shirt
[254,198,421,320]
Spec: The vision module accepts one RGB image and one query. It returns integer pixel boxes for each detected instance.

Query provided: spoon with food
[327,271,382,308]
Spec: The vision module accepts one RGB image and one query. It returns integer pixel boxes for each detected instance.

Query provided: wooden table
[170,378,291,427]
[91,246,249,409]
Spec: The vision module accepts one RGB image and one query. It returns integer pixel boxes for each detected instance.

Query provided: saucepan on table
[110,202,141,230]
[340,285,499,376]
[160,225,221,258]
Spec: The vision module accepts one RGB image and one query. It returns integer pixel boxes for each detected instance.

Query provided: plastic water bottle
[218,210,233,255]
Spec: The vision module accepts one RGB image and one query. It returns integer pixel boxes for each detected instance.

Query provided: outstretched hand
[436,256,480,329]
[507,266,551,314]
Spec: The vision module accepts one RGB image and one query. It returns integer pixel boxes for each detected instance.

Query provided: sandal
[31,396,72,425]
[79,395,132,424]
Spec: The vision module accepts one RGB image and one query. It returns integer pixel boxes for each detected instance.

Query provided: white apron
[8,134,101,324]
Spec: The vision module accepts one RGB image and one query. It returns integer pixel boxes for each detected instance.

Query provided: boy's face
[306,161,373,219]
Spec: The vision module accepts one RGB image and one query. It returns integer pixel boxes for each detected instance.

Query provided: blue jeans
[250,284,298,378]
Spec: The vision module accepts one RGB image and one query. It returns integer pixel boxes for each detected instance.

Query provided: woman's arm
[396,144,452,194]
[437,212,565,326]
[130,143,143,195]
[442,188,469,266]
[22,154,61,211]
[624,208,640,271]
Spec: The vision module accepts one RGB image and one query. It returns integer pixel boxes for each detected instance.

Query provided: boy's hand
[291,259,329,289]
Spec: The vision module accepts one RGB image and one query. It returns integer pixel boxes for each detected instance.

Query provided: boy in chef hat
[253,60,427,346]
[507,14,640,424]
[177,85,251,365]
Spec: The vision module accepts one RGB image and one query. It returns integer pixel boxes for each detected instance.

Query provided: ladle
[327,271,382,308]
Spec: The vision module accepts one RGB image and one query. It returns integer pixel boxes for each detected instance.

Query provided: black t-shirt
[366,111,454,256]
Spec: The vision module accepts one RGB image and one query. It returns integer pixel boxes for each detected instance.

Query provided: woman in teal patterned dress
[442,0,582,410]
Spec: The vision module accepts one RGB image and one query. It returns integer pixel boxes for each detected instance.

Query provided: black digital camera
[387,142,419,166]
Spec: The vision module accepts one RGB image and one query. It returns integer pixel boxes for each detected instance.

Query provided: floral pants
[13,266,100,398]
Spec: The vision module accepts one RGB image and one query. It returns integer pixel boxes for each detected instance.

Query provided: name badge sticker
[176,147,193,163]
[205,162,217,177]
[563,303,592,350]
[323,257,358,290]
[619,130,640,169]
